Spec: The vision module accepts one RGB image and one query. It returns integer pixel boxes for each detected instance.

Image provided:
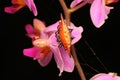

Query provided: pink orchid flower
[70,0,118,28]
[90,72,120,80]
[70,0,93,8]
[23,19,52,65]
[4,0,37,16]
[45,17,84,76]
[90,0,118,28]
[70,0,83,8]
[23,18,83,76]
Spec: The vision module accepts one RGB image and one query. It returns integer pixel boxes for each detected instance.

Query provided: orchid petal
[4,0,25,14]
[105,6,113,18]
[4,5,24,14]
[115,76,120,80]
[59,47,74,72]
[25,24,40,39]
[24,0,38,16]
[70,0,83,8]
[106,0,119,4]
[71,26,83,44]
[50,45,64,76]
[44,21,59,33]
[38,52,53,67]
[12,0,25,4]
[32,39,49,48]
[25,24,34,34]
[69,23,83,45]
[90,73,116,80]
[88,0,94,3]
[33,18,46,32]
[90,0,113,28]
[108,73,120,80]
[49,33,59,46]
[33,18,48,39]
[23,47,40,58]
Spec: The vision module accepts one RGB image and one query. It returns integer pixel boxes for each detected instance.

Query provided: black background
[1,0,120,80]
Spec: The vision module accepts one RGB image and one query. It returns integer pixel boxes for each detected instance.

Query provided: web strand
[82,38,109,73]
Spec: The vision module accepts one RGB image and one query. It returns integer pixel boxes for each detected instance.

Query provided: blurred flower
[23,18,52,66]
[70,0,83,8]
[90,72,120,80]
[70,0,118,28]
[105,0,118,4]
[90,0,118,28]
[70,0,93,8]
[4,0,37,16]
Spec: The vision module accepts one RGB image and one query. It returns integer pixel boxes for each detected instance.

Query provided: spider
[55,14,73,56]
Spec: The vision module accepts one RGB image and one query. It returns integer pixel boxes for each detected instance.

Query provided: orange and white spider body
[56,15,71,56]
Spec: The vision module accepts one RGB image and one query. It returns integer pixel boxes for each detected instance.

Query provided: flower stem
[59,0,88,80]
[71,45,86,80]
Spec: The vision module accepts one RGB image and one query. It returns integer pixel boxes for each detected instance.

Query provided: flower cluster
[4,0,119,79]
[23,18,83,76]
[4,0,37,16]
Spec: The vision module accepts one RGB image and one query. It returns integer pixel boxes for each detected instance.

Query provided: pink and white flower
[4,0,37,16]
